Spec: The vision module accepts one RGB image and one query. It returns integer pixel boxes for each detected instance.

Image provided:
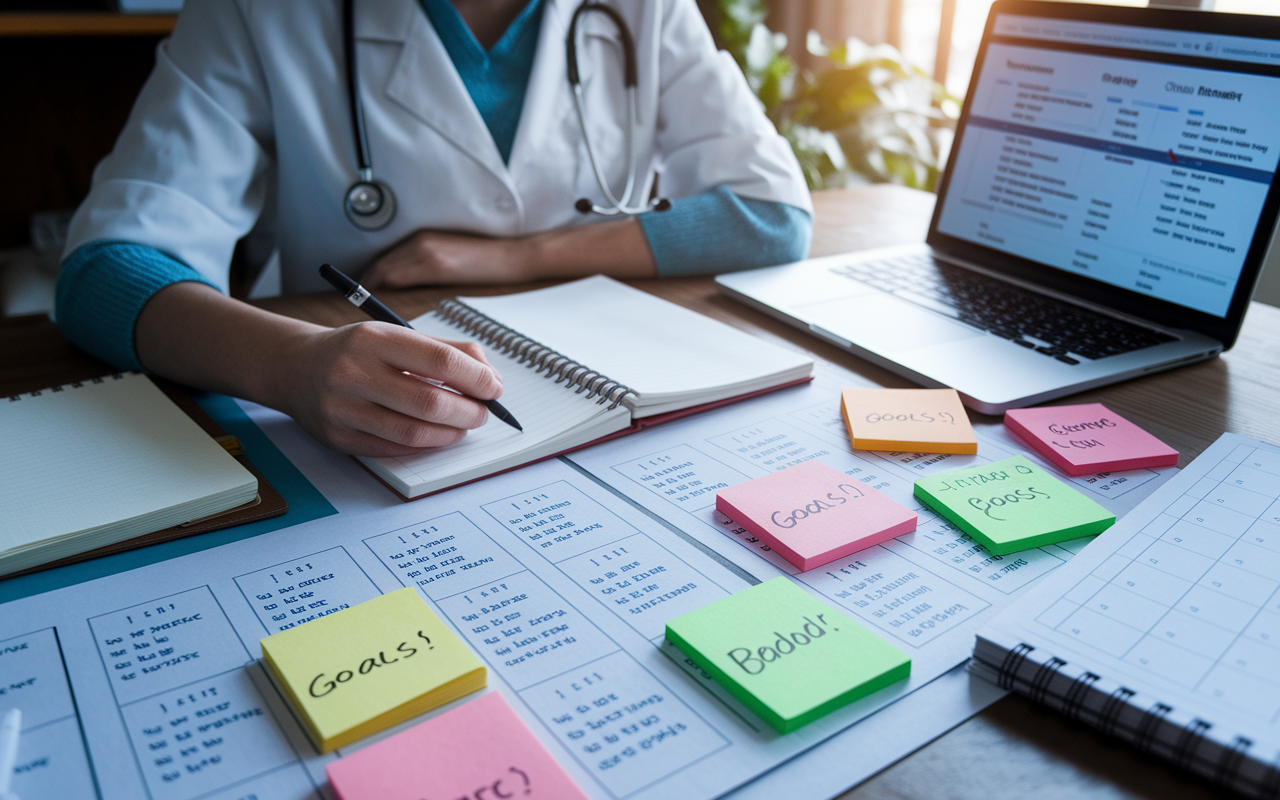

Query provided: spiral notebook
[973,433,1280,798]
[1,372,260,577]
[358,276,814,499]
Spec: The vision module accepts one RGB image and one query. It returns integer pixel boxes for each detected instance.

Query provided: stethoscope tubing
[342,0,668,229]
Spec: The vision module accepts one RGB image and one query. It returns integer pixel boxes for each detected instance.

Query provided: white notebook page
[361,313,631,494]
[2,373,257,550]
[460,276,812,403]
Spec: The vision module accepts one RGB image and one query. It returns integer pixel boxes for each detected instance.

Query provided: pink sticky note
[716,461,917,571]
[326,692,589,800]
[1004,403,1179,476]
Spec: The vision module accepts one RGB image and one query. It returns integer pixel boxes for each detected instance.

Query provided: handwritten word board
[913,455,1116,555]
[327,692,589,800]
[260,587,485,752]
[715,461,917,571]
[1004,403,1178,476]
[840,388,977,454]
[665,578,910,733]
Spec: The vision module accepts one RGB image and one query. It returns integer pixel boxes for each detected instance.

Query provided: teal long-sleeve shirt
[58,0,811,371]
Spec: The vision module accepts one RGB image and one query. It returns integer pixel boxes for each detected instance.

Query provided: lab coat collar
[351,0,417,42]
[364,0,566,188]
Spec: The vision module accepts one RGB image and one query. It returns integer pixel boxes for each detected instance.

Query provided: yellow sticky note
[260,588,485,752]
[840,388,977,454]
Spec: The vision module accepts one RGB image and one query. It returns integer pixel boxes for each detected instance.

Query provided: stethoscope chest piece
[344,179,397,230]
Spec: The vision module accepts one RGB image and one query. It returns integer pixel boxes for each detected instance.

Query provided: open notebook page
[357,313,632,498]
[2,373,257,557]
[459,276,813,414]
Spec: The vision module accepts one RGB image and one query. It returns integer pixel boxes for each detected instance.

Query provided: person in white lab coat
[57,0,811,456]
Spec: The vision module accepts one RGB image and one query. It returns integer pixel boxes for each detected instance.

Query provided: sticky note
[326,692,589,800]
[1004,403,1178,476]
[261,587,485,752]
[665,578,910,733]
[716,461,917,571]
[840,388,977,454]
[913,455,1115,555]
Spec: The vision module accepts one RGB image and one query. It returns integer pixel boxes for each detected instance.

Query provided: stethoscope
[341,0,669,231]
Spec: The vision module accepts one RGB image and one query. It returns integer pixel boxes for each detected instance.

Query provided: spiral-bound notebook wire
[973,433,1280,798]
[356,276,814,500]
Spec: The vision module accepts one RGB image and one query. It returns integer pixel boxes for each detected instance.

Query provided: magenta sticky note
[326,692,588,800]
[716,461,917,571]
[1004,403,1179,476]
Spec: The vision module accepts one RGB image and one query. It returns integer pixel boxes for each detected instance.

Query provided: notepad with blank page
[356,276,814,500]
[462,275,814,416]
[1,372,259,577]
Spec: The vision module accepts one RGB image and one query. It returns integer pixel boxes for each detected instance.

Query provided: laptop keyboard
[830,254,1177,364]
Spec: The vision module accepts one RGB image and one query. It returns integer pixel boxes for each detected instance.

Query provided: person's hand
[277,321,505,457]
[363,230,529,288]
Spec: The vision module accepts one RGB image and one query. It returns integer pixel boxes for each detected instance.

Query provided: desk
[5,184,1280,798]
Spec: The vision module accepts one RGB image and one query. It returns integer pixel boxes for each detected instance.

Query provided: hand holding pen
[319,264,522,432]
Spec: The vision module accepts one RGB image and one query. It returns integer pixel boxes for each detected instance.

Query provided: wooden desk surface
[5,184,1278,798]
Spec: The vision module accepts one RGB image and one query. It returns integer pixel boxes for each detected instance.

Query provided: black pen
[318,263,522,432]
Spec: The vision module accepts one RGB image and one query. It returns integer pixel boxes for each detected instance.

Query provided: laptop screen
[932,5,1280,319]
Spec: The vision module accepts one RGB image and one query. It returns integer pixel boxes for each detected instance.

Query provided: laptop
[717,0,1280,414]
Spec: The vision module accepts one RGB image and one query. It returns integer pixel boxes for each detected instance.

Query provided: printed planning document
[0,367,1173,800]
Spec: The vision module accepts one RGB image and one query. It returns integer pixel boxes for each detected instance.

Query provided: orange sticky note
[840,388,977,454]
[326,692,589,800]
[716,461,917,570]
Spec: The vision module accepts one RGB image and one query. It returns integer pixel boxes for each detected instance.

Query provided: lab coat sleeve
[649,0,812,215]
[639,187,812,276]
[61,0,275,294]
[57,241,220,371]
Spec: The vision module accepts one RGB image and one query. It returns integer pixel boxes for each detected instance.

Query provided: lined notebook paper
[357,276,814,499]
[1,373,258,576]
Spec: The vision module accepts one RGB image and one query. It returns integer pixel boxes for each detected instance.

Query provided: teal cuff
[56,241,219,371]
[639,186,813,277]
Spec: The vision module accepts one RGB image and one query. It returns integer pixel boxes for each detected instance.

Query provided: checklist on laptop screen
[934,12,1280,318]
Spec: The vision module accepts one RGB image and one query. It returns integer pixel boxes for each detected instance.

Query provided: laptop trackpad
[797,294,986,355]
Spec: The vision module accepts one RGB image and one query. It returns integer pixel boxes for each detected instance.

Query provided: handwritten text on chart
[234,546,379,634]
[365,512,523,600]
[483,481,638,562]
[612,445,748,510]
[520,651,728,797]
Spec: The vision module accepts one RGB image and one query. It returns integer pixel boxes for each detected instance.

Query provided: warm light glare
[1215,0,1280,13]
[903,0,1159,99]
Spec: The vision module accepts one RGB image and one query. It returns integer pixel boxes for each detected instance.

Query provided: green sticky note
[913,454,1116,555]
[665,578,910,734]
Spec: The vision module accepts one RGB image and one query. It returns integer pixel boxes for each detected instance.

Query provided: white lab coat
[64,0,811,295]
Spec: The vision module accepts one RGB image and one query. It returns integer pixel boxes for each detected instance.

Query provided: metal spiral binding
[1172,719,1212,771]
[997,642,1035,690]
[1028,656,1066,706]
[434,300,637,409]
[1213,737,1253,789]
[1098,686,1135,738]
[1061,670,1100,722]
[7,371,127,401]
[992,643,1274,798]
[1133,701,1173,755]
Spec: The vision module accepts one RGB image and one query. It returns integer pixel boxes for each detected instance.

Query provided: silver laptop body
[718,0,1280,414]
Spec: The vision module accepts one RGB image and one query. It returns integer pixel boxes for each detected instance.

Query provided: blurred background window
[760,0,1279,101]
